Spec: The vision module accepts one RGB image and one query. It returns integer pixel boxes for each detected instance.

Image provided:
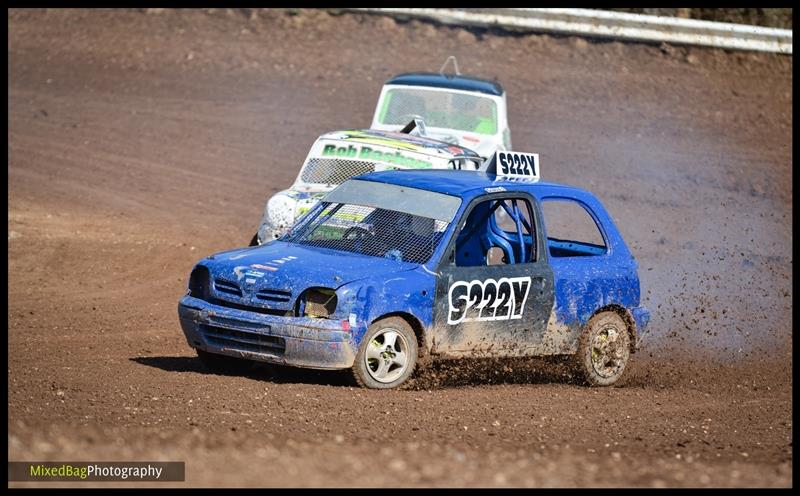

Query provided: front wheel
[574,311,631,386]
[350,317,418,389]
[248,233,260,247]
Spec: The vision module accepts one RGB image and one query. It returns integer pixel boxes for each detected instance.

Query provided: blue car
[178,164,649,388]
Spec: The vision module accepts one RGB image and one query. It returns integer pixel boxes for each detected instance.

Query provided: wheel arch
[371,312,428,359]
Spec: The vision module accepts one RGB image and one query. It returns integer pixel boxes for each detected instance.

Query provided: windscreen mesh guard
[283,202,449,264]
[300,158,376,186]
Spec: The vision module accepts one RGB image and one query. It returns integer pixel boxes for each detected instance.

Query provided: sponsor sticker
[250,264,278,272]
[446,145,466,155]
[233,257,299,279]
[270,256,297,265]
[320,142,433,169]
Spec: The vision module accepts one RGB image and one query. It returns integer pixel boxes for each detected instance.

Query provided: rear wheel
[350,317,418,389]
[574,311,631,386]
[197,349,255,375]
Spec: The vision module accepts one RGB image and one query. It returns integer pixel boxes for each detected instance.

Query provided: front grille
[256,288,292,303]
[207,278,293,316]
[201,324,286,357]
[208,297,292,317]
[213,278,242,297]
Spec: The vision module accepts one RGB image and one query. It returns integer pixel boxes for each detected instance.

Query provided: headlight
[297,287,337,318]
[260,193,298,240]
[267,194,295,222]
[188,266,209,299]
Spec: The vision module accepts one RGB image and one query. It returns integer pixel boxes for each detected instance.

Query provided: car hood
[285,185,335,196]
[371,123,497,159]
[205,241,419,297]
[422,129,498,158]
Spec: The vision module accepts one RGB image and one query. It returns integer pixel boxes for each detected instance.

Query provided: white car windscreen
[377,87,498,135]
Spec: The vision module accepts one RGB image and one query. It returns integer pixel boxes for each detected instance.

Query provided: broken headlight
[187,266,210,299]
[296,287,337,318]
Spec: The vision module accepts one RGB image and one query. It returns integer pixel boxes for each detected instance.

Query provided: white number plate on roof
[496,151,539,179]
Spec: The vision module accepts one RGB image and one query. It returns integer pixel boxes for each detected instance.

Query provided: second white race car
[370,58,511,160]
[251,127,483,246]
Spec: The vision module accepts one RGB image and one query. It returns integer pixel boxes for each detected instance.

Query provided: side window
[454,197,536,267]
[540,199,607,257]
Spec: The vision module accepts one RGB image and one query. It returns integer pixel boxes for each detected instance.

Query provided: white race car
[370,58,511,159]
[250,127,482,246]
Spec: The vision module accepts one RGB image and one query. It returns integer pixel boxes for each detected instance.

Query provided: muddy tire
[248,233,259,247]
[574,311,631,386]
[350,317,418,389]
[197,349,255,375]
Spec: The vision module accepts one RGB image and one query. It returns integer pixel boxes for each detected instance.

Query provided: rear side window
[541,199,606,257]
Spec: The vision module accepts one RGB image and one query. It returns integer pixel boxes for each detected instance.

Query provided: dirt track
[7,9,793,487]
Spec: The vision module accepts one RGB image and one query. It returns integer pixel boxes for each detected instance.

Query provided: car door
[431,192,554,356]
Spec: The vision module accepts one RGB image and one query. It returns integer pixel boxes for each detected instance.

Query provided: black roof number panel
[385,72,504,97]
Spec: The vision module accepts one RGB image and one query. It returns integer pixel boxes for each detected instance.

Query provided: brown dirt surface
[8,8,793,487]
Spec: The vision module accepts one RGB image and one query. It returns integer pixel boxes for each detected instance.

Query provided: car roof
[317,129,480,157]
[384,72,504,97]
[355,170,589,202]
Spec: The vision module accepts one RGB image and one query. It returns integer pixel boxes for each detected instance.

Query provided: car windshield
[281,202,451,264]
[377,87,498,135]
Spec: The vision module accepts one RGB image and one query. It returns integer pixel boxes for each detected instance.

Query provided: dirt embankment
[605,8,792,29]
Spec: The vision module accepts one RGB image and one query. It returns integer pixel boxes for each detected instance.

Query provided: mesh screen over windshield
[379,88,498,134]
[282,202,449,264]
[300,158,376,186]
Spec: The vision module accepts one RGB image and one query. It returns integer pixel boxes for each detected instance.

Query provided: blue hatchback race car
[178,154,649,388]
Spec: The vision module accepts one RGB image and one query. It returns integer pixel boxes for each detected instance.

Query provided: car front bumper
[178,296,356,370]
